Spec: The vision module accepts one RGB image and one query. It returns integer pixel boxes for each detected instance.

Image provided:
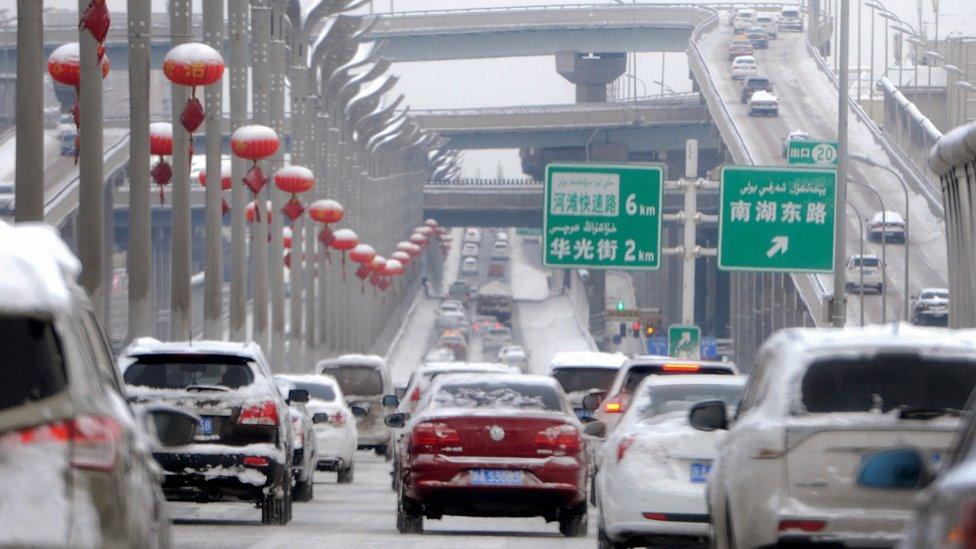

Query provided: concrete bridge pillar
[555,51,627,104]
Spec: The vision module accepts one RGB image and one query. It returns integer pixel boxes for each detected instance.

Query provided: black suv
[121,339,301,525]
[741,76,773,103]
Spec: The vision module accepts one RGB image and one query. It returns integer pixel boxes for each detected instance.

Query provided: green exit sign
[788,140,839,167]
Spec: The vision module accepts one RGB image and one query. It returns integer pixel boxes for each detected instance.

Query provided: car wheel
[338,462,355,484]
[558,503,588,537]
[294,474,314,502]
[396,492,423,534]
[261,478,292,526]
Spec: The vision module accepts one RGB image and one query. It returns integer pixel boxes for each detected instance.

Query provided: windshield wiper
[896,406,964,420]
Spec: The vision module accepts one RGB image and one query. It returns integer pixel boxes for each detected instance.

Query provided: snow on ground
[604,271,645,355]
[384,291,440,385]
[518,297,598,375]
[510,232,550,301]
[440,227,463,293]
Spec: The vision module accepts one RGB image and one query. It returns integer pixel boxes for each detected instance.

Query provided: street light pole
[848,176,887,323]
[847,201,866,326]
[15,0,44,222]
[833,0,851,328]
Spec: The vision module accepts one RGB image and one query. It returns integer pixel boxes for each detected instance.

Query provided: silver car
[318,354,394,459]
[911,287,949,326]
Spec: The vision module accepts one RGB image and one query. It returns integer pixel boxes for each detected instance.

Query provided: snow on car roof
[123,337,264,360]
[869,211,905,223]
[641,374,747,388]
[751,90,777,100]
[768,323,976,359]
[274,373,341,388]
[317,353,386,368]
[432,372,558,388]
[0,222,82,314]
[547,351,627,369]
[419,362,519,374]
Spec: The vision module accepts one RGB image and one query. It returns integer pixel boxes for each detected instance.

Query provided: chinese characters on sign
[787,140,839,167]
[544,164,663,269]
[718,166,836,272]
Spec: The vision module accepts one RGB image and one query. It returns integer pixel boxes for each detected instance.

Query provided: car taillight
[411,422,460,450]
[603,397,624,413]
[778,520,826,533]
[2,416,122,473]
[243,456,269,467]
[410,387,421,403]
[535,424,581,453]
[290,417,303,446]
[240,401,279,426]
[663,363,701,373]
[616,435,635,462]
[331,410,346,427]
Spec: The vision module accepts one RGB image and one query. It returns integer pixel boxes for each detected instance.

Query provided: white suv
[845,253,884,293]
[698,325,976,548]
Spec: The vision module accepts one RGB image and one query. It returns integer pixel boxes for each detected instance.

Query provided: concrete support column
[250,0,271,352]
[169,0,192,340]
[15,0,44,222]
[203,0,225,339]
[228,0,250,341]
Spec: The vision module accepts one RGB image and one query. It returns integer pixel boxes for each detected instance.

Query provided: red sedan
[386,374,588,536]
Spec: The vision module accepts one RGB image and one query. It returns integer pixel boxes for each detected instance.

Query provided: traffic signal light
[645,324,656,337]
[619,322,626,338]
[616,301,625,312]
[631,321,641,338]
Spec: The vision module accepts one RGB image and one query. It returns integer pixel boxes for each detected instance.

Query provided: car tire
[294,474,314,502]
[598,524,626,549]
[338,462,355,484]
[261,478,292,526]
[558,503,588,537]
[396,493,424,534]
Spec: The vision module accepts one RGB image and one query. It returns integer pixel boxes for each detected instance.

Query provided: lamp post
[847,200,867,326]
[849,152,912,321]
[848,176,888,323]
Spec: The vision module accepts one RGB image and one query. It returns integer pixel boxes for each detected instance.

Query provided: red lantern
[409,232,427,247]
[350,244,377,293]
[274,166,314,222]
[231,125,279,218]
[148,122,174,204]
[415,226,434,236]
[369,255,386,273]
[329,228,359,278]
[308,199,344,225]
[197,162,232,190]
[391,250,411,267]
[163,43,224,133]
[424,218,439,229]
[384,258,405,277]
[48,42,110,161]
[246,200,273,223]
[80,0,111,46]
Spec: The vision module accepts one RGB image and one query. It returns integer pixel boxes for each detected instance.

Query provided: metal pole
[170,0,192,340]
[251,0,271,352]
[833,0,850,327]
[857,0,862,105]
[848,201,865,326]
[870,4,876,118]
[229,0,249,341]
[268,10,286,369]
[681,139,698,325]
[15,0,44,222]
[849,177,887,322]
[126,0,152,341]
[203,0,225,339]
[78,0,106,322]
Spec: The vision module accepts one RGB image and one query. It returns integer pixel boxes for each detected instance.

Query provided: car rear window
[552,367,618,393]
[623,364,734,392]
[920,291,949,300]
[0,316,68,412]
[124,355,256,389]
[801,355,976,414]
[636,383,744,420]
[289,381,336,402]
[432,381,562,411]
[853,256,880,267]
[747,78,770,87]
[321,366,383,396]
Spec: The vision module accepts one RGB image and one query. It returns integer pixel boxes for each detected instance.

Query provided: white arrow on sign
[766,236,789,258]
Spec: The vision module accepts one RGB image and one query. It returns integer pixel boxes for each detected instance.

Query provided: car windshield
[0,316,67,413]
[920,291,949,300]
[634,383,744,420]
[124,355,256,389]
[320,366,383,396]
[551,367,618,393]
[748,79,770,87]
[852,256,880,267]
[431,381,562,411]
[800,356,976,414]
[287,381,336,402]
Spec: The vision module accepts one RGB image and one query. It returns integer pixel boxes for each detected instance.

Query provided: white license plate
[470,469,523,486]
[690,462,712,483]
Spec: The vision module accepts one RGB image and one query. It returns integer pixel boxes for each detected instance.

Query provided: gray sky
[9,0,973,176]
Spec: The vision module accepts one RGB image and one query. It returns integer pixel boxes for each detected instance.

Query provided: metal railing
[877,76,944,194]
[426,178,541,187]
[375,2,806,19]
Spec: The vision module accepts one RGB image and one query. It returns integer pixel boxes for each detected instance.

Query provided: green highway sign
[787,140,839,167]
[543,163,663,269]
[718,166,836,273]
[669,325,701,360]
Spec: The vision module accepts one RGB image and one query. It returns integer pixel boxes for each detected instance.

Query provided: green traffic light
[616,301,625,312]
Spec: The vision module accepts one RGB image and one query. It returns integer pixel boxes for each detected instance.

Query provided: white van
[732,8,756,32]
[779,6,803,31]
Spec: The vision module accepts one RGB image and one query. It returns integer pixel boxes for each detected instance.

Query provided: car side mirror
[384,412,410,429]
[582,391,607,412]
[145,405,199,447]
[287,389,310,405]
[582,421,607,439]
[312,412,330,424]
[689,400,729,431]
[857,448,932,489]
[395,386,407,400]
[350,405,368,418]
[383,394,400,408]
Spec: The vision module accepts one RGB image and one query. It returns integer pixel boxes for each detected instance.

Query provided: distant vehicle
[273,377,318,502]
[121,339,297,525]
[781,129,811,157]
[491,241,510,260]
[387,374,589,536]
[495,231,509,242]
[483,325,514,355]
[727,38,754,60]
[0,223,194,546]
[911,287,949,326]
[0,182,14,216]
[447,280,474,304]
[592,356,738,433]
[748,90,779,116]
[593,375,747,549]
[732,8,756,32]
[438,299,464,316]
[730,55,759,80]
[436,330,469,361]
[275,374,360,484]
[867,210,906,243]
[436,310,470,339]
[57,114,76,156]
[547,351,628,421]
[476,281,513,324]
[461,242,480,258]
[756,13,779,38]
[745,26,769,48]
[703,325,976,548]
[488,261,505,278]
[318,354,394,459]
[463,228,482,244]
[497,345,529,372]
[423,347,457,363]
[471,314,500,334]
[741,75,773,104]
[779,6,804,31]
[461,256,479,276]
[845,254,884,293]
